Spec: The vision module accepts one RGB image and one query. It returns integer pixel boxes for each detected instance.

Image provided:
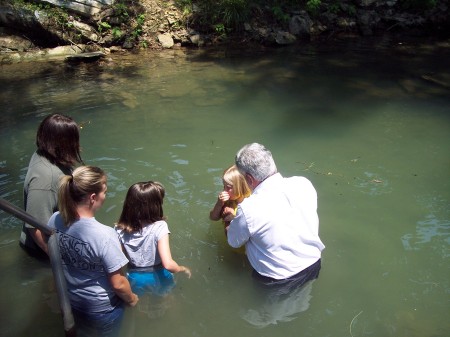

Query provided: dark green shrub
[400,0,437,10]
[222,0,250,30]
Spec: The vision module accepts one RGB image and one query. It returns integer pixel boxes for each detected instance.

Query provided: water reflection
[401,194,450,257]
[241,280,315,328]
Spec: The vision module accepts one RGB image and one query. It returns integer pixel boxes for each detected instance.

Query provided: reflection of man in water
[241,279,316,328]
[227,143,324,323]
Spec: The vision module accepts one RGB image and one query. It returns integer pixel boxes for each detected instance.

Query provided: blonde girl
[210,165,251,228]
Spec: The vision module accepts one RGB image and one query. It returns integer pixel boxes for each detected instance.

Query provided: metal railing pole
[0,198,76,337]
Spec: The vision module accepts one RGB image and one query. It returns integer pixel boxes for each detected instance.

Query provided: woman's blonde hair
[223,165,251,200]
[58,166,107,226]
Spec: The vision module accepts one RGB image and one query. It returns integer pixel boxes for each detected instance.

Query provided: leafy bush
[222,0,249,30]
[400,0,437,11]
[188,0,250,32]
[272,5,290,23]
[306,0,321,16]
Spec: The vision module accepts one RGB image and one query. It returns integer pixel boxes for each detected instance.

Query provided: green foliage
[114,2,130,19]
[329,2,340,14]
[272,5,290,23]
[222,0,249,30]
[399,0,437,10]
[346,4,356,16]
[306,0,321,16]
[214,23,226,36]
[132,14,145,38]
[14,0,73,29]
[191,0,250,32]
[98,21,111,32]
[94,1,145,43]
[111,27,123,40]
[174,0,193,15]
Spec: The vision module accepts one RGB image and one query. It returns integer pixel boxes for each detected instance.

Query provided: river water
[0,37,449,337]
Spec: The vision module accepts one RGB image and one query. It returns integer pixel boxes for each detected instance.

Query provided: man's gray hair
[235,143,277,181]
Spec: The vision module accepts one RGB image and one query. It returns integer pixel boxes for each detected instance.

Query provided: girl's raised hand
[218,191,230,203]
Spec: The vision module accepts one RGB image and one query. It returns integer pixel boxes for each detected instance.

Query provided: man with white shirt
[227,143,325,285]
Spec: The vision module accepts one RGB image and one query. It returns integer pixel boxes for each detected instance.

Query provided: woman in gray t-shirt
[47,166,138,337]
[20,113,83,258]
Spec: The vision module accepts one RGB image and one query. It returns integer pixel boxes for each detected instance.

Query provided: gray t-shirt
[48,212,129,313]
[115,220,170,268]
[20,152,70,252]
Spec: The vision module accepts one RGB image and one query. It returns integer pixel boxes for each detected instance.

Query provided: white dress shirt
[228,173,325,279]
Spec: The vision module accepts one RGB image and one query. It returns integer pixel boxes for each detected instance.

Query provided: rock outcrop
[0,0,449,63]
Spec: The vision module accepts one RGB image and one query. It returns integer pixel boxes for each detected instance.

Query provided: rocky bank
[0,0,449,63]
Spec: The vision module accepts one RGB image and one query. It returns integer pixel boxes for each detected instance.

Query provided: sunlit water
[1,38,449,337]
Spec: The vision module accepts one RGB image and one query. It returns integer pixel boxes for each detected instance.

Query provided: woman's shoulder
[26,152,66,180]
[78,218,117,235]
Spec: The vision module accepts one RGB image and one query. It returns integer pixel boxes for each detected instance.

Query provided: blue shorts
[127,267,175,296]
[72,303,124,337]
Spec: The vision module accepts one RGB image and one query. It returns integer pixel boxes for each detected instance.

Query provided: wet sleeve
[227,206,251,248]
[103,232,129,274]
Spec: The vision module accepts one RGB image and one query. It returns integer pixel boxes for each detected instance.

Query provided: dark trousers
[252,259,321,293]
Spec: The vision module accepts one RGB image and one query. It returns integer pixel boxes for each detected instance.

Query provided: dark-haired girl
[115,181,191,296]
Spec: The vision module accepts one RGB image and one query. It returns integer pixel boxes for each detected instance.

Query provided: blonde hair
[223,165,251,200]
[58,166,107,226]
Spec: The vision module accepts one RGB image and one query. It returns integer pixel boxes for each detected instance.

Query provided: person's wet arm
[158,234,191,278]
[108,268,139,306]
[227,207,250,248]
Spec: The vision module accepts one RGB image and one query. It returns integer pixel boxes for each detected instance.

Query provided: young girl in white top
[115,181,191,296]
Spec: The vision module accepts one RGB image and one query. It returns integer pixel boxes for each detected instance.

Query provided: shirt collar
[253,172,282,194]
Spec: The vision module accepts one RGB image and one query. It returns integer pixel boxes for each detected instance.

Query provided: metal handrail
[0,198,76,337]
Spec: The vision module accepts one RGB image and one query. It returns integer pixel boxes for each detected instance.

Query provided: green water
[1,39,449,337]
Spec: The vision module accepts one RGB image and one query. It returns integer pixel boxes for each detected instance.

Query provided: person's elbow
[209,212,220,221]
[227,232,243,249]
[161,259,178,273]
[111,276,127,292]
[109,270,128,292]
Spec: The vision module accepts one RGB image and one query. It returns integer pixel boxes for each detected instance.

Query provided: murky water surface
[1,38,449,337]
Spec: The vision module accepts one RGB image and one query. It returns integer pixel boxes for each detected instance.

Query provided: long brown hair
[36,114,83,168]
[58,166,107,226]
[116,181,166,234]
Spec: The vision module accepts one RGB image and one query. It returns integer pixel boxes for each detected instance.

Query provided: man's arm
[226,207,250,248]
